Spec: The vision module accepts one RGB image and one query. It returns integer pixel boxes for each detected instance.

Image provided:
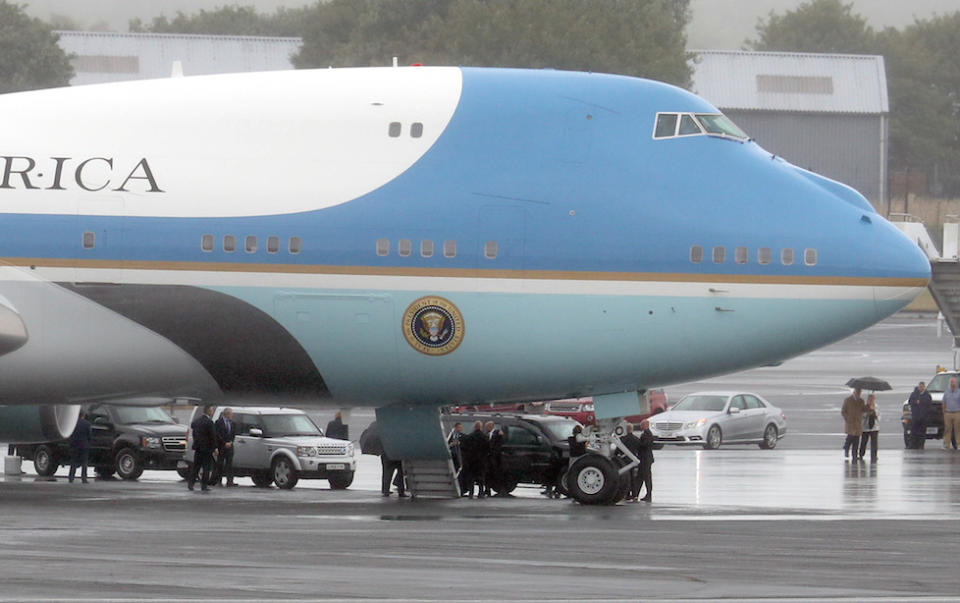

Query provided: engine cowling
[0,404,80,443]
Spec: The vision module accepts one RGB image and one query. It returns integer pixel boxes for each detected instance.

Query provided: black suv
[10,404,188,480]
[442,413,579,494]
[901,371,954,447]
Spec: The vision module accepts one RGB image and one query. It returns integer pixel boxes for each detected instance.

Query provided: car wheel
[114,448,144,480]
[94,466,115,478]
[703,425,722,450]
[328,470,354,490]
[176,465,190,480]
[652,443,664,450]
[33,445,58,476]
[251,471,273,488]
[567,454,620,505]
[493,474,519,495]
[271,457,299,489]
[903,428,912,449]
[759,424,778,449]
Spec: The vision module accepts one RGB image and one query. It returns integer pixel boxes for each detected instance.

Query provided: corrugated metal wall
[728,111,884,201]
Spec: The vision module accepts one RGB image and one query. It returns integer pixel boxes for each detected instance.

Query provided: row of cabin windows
[388,122,424,138]
[201,234,301,254]
[81,231,303,254]
[376,238,499,259]
[690,245,817,266]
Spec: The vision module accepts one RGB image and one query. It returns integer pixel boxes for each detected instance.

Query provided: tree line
[3,0,958,196]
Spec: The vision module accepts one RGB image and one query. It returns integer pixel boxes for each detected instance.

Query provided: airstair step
[401,459,461,499]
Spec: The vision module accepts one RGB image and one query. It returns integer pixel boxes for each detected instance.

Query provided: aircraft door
[476,206,525,286]
[75,196,126,284]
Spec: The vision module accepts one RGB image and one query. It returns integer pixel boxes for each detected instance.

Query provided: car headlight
[141,436,161,449]
[584,403,595,411]
[346,442,355,456]
[683,419,707,430]
[297,446,318,457]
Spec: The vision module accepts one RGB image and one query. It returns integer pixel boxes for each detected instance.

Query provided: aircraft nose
[871,215,931,318]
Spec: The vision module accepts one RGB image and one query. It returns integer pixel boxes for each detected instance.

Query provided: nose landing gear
[565,419,640,505]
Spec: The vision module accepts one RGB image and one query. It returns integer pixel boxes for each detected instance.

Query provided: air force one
[0,66,930,502]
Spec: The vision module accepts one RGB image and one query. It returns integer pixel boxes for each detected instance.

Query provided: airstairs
[893,217,960,357]
[402,459,461,499]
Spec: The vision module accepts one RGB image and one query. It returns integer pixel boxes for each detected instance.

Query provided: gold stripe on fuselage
[0,257,929,288]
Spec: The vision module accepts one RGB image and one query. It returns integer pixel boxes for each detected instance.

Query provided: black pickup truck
[9,403,188,480]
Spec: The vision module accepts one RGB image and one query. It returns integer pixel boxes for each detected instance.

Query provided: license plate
[326,463,346,470]
[927,427,939,435]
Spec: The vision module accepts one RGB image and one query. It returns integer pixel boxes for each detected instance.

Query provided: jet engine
[0,404,80,443]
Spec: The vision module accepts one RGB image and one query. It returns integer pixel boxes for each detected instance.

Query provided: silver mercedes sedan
[649,391,787,450]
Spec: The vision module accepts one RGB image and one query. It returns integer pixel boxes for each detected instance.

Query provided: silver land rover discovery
[182,406,356,489]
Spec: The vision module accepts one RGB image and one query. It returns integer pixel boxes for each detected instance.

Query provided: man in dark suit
[215,407,236,487]
[636,419,655,502]
[620,423,643,502]
[459,421,489,498]
[188,405,217,491]
[908,381,933,449]
[325,411,348,440]
[68,410,92,483]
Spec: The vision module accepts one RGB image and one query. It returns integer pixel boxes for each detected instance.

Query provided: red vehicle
[543,390,668,426]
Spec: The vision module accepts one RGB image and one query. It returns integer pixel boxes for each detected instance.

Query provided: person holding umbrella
[841,388,865,460]
[859,394,880,462]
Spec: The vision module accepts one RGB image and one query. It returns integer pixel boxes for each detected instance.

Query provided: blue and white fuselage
[0,66,930,420]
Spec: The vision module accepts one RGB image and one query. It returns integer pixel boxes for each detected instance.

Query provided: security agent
[68,410,92,484]
[908,382,932,449]
[188,405,217,491]
[215,407,236,487]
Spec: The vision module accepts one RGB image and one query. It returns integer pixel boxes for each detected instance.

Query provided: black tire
[271,456,299,489]
[759,424,779,449]
[176,465,190,480]
[251,471,273,488]
[703,425,722,450]
[567,454,620,505]
[328,470,354,490]
[114,448,144,481]
[94,466,115,478]
[903,429,912,449]
[652,443,664,450]
[492,474,519,495]
[33,445,58,477]
[612,456,631,503]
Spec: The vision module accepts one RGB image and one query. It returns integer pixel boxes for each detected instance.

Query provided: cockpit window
[653,112,748,141]
[678,114,702,136]
[695,114,748,140]
[654,113,678,138]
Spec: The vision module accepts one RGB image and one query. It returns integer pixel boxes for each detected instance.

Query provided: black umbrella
[359,421,383,456]
[845,377,892,391]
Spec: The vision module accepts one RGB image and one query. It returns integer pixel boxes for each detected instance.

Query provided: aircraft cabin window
[245,235,257,253]
[267,236,279,254]
[376,238,390,256]
[289,236,302,254]
[443,240,456,258]
[223,235,236,253]
[735,246,748,264]
[388,122,401,137]
[712,246,725,264]
[82,231,95,249]
[781,248,795,266]
[201,234,214,252]
[398,239,412,257]
[758,247,771,265]
[484,241,498,259]
[804,248,817,266]
[689,245,703,263]
[654,113,678,138]
[678,114,703,136]
[421,240,434,258]
[411,122,424,138]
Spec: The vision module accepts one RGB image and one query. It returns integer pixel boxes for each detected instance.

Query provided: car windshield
[926,373,956,393]
[540,421,578,441]
[672,395,728,412]
[695,114,748,140]
[112,406,175,424]
[260,414,322,437]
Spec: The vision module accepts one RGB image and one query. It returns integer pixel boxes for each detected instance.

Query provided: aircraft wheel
[33,445,58,476]
[567,454,620,505]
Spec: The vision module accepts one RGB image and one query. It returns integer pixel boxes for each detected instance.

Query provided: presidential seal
[402,296,465,356]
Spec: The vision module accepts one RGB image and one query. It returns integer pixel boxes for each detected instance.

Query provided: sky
[19,0,960,46]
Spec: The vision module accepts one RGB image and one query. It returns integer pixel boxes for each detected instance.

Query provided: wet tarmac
[3,314,960,600]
